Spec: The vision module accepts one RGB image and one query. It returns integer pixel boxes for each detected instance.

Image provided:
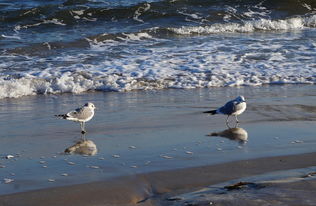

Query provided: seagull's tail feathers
[203,110,217,115]
[207,132,219,136]
[55,114,69,119]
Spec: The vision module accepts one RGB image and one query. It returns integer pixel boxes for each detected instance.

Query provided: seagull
[55,102,96,134]
[204,96,246,124]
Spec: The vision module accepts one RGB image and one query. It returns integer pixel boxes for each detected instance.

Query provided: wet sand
[1,152,316,206]
[0,85,316,205]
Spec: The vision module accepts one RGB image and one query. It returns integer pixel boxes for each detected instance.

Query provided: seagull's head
[236,96,246,103]
[85,102,96,110]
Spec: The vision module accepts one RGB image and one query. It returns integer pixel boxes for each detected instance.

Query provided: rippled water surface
[0,0,316,98]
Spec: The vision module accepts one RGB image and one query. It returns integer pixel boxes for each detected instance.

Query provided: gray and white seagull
[55,102,96,134]
[204,96,246,124]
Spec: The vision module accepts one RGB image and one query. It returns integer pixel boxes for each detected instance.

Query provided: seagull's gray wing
[218,100,237,115]
[67,106,93,120]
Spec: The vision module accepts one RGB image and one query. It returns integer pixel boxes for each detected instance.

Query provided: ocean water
[0,0,316,99]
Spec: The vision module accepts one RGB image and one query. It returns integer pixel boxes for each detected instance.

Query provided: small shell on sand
[39,161,46,164]
[112,154,120,158]
[48,179,55,182]
[185,151,193,154]
[291,140,304,144]
[129,146,137,149]
[88,165,100,169]
[160,155,173,159]
[130,165,138,168]
[5,155,14,159]
[0,165,6,168]
[67,161,76,165]
[61,173,68,176]
[4,178,14,184]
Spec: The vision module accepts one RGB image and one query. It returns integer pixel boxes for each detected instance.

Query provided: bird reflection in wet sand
[65,135,97,156]
[207,126,248,144]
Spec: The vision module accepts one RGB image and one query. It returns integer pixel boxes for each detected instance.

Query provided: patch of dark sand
[2,152,316,206]
[167,171,316,206]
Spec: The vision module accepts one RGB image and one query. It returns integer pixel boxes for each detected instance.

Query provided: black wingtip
[55,114,68,119]
[203,110,217,115]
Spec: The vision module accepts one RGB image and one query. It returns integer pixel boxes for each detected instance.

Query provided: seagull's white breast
[232,102,246,116]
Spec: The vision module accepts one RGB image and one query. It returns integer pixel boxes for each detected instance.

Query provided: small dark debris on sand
[224,181,265,191]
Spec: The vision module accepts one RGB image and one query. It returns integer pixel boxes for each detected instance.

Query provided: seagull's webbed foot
[80,132,87,141]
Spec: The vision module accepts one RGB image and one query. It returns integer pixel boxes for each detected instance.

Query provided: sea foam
[1,15,316,99]
[0,70,315,99]
[170,15,316,35]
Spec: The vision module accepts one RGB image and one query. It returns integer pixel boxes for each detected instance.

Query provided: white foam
[1,34,21,40]
[16,18,66,30]
[133,3,151,23]
[88,32,153,51]
[0,65,314,99]
[72,10,85,16]
[119,32,152,41]
[170,15,316,35]
[1,17,315,99]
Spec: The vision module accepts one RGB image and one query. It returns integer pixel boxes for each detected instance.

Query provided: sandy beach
[1,152,316,206]
[0,85,316,205]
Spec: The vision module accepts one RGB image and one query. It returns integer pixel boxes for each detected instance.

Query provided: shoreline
[1,82,316,101]
[1,151,316,206]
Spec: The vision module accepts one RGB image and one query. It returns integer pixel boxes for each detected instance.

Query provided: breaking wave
[1,0,316,99]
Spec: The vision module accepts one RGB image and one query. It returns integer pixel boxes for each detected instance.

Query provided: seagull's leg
[80,122,86,134]
[81,122,86,134]
[226,116,232,128]
[235,115,239,123]
[226,115,230,124]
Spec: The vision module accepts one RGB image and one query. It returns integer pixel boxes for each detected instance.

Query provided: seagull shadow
[207,125,248,144]
[64,133,98,156]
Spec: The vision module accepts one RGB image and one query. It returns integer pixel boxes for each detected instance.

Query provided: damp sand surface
[0,85,316,205]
